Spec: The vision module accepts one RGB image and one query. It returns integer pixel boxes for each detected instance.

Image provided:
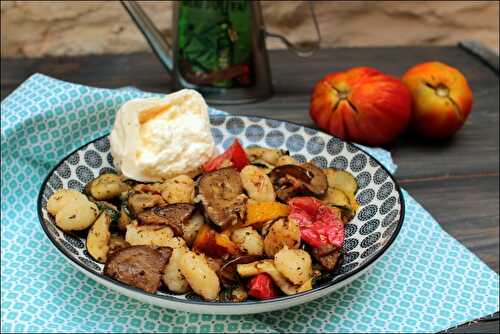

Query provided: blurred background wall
[1,0,498,58]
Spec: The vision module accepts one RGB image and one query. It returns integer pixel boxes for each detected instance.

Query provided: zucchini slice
[324,169,358,195]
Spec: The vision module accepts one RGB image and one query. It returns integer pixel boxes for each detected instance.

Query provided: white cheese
[109,89,215,182]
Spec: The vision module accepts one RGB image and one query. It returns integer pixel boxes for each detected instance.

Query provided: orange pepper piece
[245,202,290,226]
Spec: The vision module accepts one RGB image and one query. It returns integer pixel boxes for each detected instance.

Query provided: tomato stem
[436,85,449,97]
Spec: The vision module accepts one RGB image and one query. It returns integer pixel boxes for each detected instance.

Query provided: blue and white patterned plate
[37,115,404,314]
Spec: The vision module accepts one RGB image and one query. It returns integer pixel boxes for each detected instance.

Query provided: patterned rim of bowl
[37,115,405,307]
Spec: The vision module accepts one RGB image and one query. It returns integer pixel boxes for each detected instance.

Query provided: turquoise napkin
[1,74,498,333]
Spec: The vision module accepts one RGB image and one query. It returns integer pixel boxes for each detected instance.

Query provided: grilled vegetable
[104,245,171,293]
[108,235,130,256]
[193,224,239,258]
[250,159,275,174]
[276,155,299,166]
[324,169,358,195]
[95,201,120,222]
[269,163,327,201]
[127,193,165,216]
[219,255,262,285]
[247,273,279,300]
[198,168,247,229]
[219,285,248,302]
[345,191,360,212]
[85,173,130,200]
[300,163,328,196]
[312,246,342,271]
[289,197,344,249]
[245,147,285,165]
[137,203,196,236]
[86,212,112,263]
[202,139,249,172]
[321,188,351,209]
[269,164,312,201]
[245,201,290,226]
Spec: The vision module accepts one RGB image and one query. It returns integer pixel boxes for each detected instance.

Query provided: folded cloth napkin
[1,74,498,333]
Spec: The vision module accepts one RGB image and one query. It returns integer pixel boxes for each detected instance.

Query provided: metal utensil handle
[263,1,321,58]
[121,0,173,73]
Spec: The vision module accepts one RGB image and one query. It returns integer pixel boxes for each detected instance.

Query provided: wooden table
[2,45,498,333]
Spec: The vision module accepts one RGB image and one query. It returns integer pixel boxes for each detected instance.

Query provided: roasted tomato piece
[288,197,344,249]
[202,139,250,172]
[247,273,280,300]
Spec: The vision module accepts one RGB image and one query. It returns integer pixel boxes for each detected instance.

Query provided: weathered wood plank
[402,174,499,273]
[444,314,499,333]
[2,47,498,180]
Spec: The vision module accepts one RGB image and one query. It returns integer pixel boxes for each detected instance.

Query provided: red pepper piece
[247,273,280,300]
[288,196,344,249]
[202,139,250,172]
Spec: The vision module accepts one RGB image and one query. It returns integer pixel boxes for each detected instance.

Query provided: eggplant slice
[198,168,247,229]
[137,203,196,236]
[312,245,342,271]
[269,163,327,202]
[108,234,131,256]
[301,163,328,196]
[218,254,262,286]
[104,245,172,293]
[127,193,165,216]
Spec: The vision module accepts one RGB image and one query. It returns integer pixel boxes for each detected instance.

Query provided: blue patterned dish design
[37,115,404,309]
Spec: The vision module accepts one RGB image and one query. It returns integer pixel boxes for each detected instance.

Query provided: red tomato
[310,67,412,146]
[202,139,249,172]
[402,61,473,139]
[247,273,280,300]
[288,197,344,248]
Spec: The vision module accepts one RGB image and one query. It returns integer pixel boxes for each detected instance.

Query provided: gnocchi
[161,175,195,204]
[263,218,301,257]
[47,189,87,216]
[163,246,190,294]
[240,165,276,202]
[274,247,312,285]
[125,221,174,247]
[53,195,99,231]
[179,251,220,301]
[182,212,204,245]
[231,227,264,256]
